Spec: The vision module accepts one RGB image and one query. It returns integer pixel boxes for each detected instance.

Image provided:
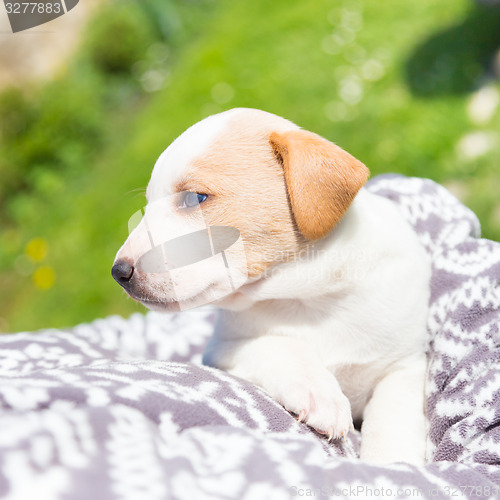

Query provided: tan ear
[269,129,369,240]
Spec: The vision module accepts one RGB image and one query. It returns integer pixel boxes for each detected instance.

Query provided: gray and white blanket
[0,175,499,500]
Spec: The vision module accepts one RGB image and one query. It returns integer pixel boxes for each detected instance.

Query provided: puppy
[112,108,431,465]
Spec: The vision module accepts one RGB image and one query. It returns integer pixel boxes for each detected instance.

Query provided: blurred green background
[0,0,499,332]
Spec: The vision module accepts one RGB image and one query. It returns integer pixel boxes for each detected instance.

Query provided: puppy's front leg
[360,355,427,465]
[203,336,353,440]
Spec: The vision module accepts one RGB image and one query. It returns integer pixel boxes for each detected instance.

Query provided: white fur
[204,189,430,463]
[147,109,241,202]
[114,108,431,465]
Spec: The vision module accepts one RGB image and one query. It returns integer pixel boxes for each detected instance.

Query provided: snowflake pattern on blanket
[0,175,499,500]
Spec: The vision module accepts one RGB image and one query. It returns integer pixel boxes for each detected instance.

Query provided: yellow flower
[33,266,55,290]
[25,238,48,262]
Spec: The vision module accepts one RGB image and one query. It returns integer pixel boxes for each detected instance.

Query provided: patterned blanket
[0,175,499,500]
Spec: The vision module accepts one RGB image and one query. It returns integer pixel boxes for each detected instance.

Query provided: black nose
[112,260,134,285]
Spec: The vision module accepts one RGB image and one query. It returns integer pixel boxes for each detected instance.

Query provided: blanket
[0,174,499,500]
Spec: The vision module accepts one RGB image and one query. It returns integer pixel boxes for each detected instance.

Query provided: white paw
[221,336,353,441]
[265,373,353,440]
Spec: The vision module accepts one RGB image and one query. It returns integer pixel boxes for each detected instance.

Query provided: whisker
[125,187,147,198]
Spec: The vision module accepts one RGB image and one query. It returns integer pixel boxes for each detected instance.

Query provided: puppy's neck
[217,189,375,311]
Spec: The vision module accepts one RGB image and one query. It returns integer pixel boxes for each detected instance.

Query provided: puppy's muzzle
[112,260,134,288]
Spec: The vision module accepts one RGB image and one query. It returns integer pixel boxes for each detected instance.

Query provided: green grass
[1,0,499,332]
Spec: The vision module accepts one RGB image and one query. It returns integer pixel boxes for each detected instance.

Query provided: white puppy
[112,108,431,465]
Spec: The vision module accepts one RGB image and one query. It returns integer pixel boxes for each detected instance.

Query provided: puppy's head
[112,108,369,311]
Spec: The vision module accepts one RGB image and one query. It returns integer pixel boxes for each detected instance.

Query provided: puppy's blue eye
[181,192,208,208]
